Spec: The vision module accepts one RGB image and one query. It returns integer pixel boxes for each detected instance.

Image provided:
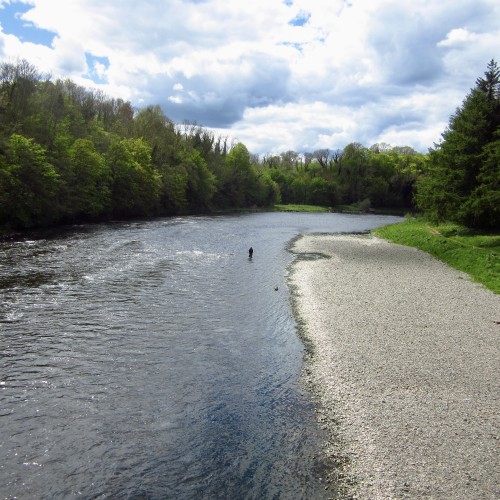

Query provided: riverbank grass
[374,219,500,294]
[273,204,330,212]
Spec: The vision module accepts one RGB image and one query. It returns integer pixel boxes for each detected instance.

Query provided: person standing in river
[248,247,253,258]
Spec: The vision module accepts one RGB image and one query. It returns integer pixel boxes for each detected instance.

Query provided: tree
[0,134,60,228]
[312,149,331,169]
[0,60,41,140]
[63,139,111,219]
[459,138,500,228]
[107,138,161,217]
[162,170,188,213]
[337,143,369,203]
[217,143,255,207]
[267,168,294,203]
[416,60,500,228]
[308,177,337,206]
[476,59,500,102]
[280,150,301,169]
[183,149,216,211]
[254,170,281,206]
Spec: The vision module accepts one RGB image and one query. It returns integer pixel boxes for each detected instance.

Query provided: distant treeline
[1,59,498,230]
[260,143,424,211]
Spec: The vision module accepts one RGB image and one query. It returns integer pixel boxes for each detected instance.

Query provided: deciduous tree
[0,134,59,227]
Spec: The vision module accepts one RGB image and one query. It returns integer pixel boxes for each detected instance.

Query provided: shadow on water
[0,270,58,290]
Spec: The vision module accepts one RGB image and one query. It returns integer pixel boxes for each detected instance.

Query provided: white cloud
[93,61,107,80]
[1,0,499,154]
[438,28,476,47]
[51,35,87,75]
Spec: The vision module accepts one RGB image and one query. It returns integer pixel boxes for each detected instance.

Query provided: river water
[0,212,402,499]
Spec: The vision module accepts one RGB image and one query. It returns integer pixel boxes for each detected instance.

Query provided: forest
[0,59,498,231]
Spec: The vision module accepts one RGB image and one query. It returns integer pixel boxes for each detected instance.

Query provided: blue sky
[1,0,499,155]
[1,1,53,45]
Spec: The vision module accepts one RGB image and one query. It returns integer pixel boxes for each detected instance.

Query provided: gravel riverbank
[289,233,499,499]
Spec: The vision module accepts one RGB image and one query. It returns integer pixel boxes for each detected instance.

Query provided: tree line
[261,143,426,210]
[0,60,282,229]
[0,59,498,231]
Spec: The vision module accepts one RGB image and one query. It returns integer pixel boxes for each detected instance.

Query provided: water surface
[0,212,402,498]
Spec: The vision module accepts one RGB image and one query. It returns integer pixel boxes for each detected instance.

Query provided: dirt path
[289,234,499,499]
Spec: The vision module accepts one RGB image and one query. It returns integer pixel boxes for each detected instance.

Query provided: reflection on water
[0,212,402,498]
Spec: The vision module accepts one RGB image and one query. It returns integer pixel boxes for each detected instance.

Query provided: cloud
[438,28,476,47]
[158,50,292,127]
[229,87,453,155]
[0,0,499,154]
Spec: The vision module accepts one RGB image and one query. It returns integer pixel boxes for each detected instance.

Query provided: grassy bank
[273,204,330,212]
[373,219,500,294]
[273,203,409,215]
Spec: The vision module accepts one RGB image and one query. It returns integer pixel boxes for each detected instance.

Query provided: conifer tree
[416,60,500,229]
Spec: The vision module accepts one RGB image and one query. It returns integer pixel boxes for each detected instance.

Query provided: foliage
[374,219,500,294]
[416,60,500,229]
[0,134,59,227]
[63,138,111,220]
[265,143,424,210]
[106,138,161,217]
[1,58,427,231]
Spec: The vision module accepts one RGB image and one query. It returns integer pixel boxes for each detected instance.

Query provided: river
[0,212,402,499]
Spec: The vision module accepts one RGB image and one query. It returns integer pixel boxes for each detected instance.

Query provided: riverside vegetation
[0,58,423,231]
[0,59,498,234]
[374,219,500,294]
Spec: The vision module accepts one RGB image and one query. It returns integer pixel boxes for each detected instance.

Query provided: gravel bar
[289,233,499,499]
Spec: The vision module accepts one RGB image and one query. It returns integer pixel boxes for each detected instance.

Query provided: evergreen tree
[416,60,500,229]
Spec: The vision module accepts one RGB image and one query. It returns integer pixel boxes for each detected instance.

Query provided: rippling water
[0,212,402,499]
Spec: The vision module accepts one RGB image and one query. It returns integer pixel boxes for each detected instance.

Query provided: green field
[374,219,500,294]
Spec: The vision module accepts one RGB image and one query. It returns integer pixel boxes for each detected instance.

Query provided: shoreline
[289,233,499,499]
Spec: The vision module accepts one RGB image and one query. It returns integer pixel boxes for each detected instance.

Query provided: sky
[0,0,499,156]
